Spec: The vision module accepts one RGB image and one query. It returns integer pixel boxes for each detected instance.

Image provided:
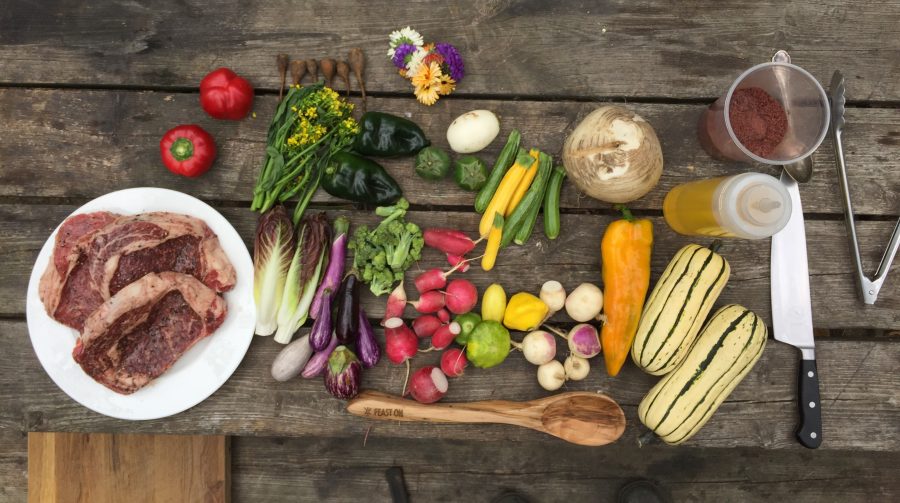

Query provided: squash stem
[707,239,723,253]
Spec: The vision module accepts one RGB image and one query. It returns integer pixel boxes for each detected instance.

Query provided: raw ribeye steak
[40,212,236,331]
[73,272,227,394]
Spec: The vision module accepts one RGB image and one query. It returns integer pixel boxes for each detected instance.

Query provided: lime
[454,312,482,345]
[466,320,511,368]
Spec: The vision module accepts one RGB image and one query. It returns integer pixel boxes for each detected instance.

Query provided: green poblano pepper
[352,112,430,157]
[322,151,403,205]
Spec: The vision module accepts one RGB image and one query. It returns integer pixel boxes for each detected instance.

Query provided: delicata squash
[631,243,730,376]
[638,304,767,445]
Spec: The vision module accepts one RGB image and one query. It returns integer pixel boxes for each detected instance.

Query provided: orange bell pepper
[601,206,653,376]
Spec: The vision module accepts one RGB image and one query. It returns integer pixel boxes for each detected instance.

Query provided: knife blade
[771,169,822,448]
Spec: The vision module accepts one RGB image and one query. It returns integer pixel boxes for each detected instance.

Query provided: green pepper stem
[615,204,634,222]
[169,137,194,161]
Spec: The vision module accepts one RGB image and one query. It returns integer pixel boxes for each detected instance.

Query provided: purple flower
[435,43,464,82]
[392,43,417,70]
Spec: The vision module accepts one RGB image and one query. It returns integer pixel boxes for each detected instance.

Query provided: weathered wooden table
[2,1,899,501]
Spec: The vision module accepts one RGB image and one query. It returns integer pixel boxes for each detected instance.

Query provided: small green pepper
[352,112,430,157]
[454,155,489,191]
[414,146,451,180]
[322,151,402,205]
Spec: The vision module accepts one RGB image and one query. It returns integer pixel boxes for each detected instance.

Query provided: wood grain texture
[27,432,229,503]
[0,89,898,216]
[1,1,899,101]
[4,433,899,502]
[3,205,897,328]
[3,320,898,450]
[229,436,900,502]
[0,429,26,502]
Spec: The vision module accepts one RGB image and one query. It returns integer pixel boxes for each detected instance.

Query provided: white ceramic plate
[26,188,255,420]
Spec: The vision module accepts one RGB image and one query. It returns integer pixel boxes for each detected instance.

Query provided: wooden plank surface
[4,433,898,502]
[3,320,898,451]
[27,432,229,503]
[229,436,900,502]
[2,205,897,329]
[1,1,900,102]
[1,89,897,216]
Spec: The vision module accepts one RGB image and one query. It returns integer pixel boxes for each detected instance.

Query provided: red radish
[424,228,477,256]
[412,314,442,338]
[431,322,461,350]
[406,366,448,403]
[413,259,469,294]
[409,290,445,313]
[445,279,478,314]
[436,308,451,324]
[440,348,468,377]
[446,253,470,272]
[384,318,418,364]
[381,281,407,326]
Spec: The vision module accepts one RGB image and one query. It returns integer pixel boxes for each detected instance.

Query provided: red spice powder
[729,87,788,158]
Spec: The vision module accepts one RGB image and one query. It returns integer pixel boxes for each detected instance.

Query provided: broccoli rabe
[349,198,423,296]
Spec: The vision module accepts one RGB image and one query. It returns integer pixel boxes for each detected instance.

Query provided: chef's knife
[771,170,822,448]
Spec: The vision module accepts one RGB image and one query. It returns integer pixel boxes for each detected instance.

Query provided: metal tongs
[829,71,900,304]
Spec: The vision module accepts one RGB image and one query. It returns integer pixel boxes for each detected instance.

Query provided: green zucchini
[514,153,554,245]
[475,130,521,213]
[638,305,767,445]
[631,243,730,375]
[542,166,565,239]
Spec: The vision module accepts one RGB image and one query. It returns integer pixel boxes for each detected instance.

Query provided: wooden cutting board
[28,432,229,503]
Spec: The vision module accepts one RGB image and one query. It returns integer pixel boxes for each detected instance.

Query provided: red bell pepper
[159,125,216,178]
[199,68,254,120]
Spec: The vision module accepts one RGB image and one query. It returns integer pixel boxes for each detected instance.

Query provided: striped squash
[631,244,730,376]
[637,305,767,445]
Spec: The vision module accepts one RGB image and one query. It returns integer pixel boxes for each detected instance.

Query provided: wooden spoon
[347,390,626,446]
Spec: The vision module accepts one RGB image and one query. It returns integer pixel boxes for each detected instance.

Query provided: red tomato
[199,68,254,120]
[159,125,216,177]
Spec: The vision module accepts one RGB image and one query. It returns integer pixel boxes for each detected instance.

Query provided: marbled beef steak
[73,272,228,394]
[39,211,236,331]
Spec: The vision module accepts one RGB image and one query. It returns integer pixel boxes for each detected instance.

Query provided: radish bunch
[379,226,483,403]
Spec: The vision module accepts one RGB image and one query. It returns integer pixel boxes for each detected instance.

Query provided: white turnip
[540,281,566,317]
[537,360,566,391]
[511,330,557,365]
[565,283,604,322]
[564,355,590,381]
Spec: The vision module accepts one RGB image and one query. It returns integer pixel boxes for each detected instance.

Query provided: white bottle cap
[715,173,792,239]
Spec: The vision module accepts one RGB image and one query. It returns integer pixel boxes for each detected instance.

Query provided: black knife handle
[797,358,823,449]
[385,466,409,503]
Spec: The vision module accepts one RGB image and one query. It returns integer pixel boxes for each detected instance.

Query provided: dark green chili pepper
[322,151,402,205]
[352,112,430,157]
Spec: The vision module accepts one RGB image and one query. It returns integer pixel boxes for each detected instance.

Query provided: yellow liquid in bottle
[663,177,736,237]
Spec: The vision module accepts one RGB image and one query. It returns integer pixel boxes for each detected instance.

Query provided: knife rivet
[810,432,817,439]
[869,290,875,295]
[809,401,816,408]
[807,371,814,378]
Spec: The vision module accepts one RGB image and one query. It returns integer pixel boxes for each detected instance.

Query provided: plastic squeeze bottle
[663,172,792,239]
